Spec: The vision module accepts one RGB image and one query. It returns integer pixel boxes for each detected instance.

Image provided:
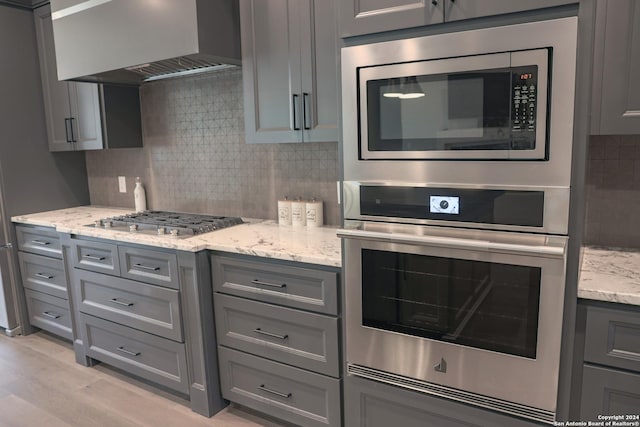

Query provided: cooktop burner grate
[92,211,244,237]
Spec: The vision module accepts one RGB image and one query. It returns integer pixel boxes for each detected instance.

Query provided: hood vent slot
[126,58,237,82]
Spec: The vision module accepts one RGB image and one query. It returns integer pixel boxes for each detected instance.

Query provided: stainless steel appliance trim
[343,180,571,235]
[341,17,578,187]
[359,50,547,160]
[337,228,565,258]
[348,364,556,424]
[341,224,567,412]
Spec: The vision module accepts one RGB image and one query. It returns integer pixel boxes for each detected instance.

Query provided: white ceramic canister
[277,196,292,225]
[134,177,147,212]
[306,198,323,227]
[291,198,307,227]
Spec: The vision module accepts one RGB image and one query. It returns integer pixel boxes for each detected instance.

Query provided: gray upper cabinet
[591,0,640,135]
[339,0,443,38]
[240,0,338,144]
[339,0,575,37]
[34,5,102,151]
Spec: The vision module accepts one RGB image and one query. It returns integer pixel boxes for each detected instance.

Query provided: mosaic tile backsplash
[585,135,640,249]
[85,68,340,225]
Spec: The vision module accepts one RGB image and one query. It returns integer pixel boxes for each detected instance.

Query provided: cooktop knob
[170,229,180,237]
[129,224,138,232]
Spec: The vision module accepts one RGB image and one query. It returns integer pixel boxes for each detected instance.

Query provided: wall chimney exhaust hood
[50,0,241,85]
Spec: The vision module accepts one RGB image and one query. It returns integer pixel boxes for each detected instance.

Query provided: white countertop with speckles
[579,246,640,306]
[12,206,342,267]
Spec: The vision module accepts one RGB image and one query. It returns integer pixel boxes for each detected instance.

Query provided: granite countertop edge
[12,206,342,268]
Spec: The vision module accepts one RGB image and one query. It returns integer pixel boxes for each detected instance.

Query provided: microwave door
[358,49,548,161]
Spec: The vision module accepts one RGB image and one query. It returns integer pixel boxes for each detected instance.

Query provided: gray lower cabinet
[219,347,341,427]
[212,253,341,426]
[591,0,640,134]
[339,0,575,37]
[240,0,338,144]
[68,237,224,417]
[578,300,640,419]
[16,225,72,340]
[345,375,542,427]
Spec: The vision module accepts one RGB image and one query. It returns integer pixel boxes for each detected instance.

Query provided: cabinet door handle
[42,311,61,320]
[292,94,300,130]
[117,346,141,357]
[254,328,288,340]
[31,240,51,246]
[133,263,160,272]
[258,384,292,399]
[302,93,311,130]
[64,118,72,143]
[83,254,106,261]
[110,298,134,307]
[251,279,286,289]
[35,273,54,280]
[69,117,77,142]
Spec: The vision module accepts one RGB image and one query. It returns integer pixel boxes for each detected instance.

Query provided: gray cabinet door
[240,0,303,144]
[339,0,443,38]
[443,0,576,22]
[580,365,640,420]
[591,0,640,134]
[33,4,103,152]
[34,5,74,152]
[300,0,338,144]
[241,0,338,144]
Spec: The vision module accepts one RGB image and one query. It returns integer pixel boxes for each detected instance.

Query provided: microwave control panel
[511,66,538,150]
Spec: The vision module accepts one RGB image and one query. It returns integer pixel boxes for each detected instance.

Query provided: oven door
[359,49,548,160]
[339,222,567,422]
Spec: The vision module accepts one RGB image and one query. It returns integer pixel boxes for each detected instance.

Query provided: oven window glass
[365,66,538,153]
[361,249,541,358]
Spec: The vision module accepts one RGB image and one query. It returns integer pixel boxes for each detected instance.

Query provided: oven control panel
[511,65,538,150]
[430,196,459,214]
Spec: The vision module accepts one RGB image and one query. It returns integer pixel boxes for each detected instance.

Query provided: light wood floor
[0,331,286,427]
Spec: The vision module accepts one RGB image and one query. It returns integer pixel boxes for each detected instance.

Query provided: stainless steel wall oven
[339,17,578,424]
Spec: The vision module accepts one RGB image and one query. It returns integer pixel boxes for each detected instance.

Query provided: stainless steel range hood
[50,0,241,85]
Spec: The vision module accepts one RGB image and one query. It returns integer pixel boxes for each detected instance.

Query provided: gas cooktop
[89,211,244,237]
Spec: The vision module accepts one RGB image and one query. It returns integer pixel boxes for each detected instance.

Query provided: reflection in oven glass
[361,249,541,358]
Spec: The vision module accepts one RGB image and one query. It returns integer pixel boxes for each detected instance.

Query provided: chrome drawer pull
[117,346,140,357]
[83,254,106,261]
[258,384,292,399]
[251,279,286,289]
[133,263,160,271]
[254,328,288,340]
[110,298,134,307]
[35,273,54,280]
[31,240,50,246]
[42,311,61,320]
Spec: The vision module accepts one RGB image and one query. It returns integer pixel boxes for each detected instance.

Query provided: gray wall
[0,4,90,218]
[86,68,340,225]
[584,135,640,248]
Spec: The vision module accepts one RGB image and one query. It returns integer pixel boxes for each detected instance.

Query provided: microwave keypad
[511,66,538,149]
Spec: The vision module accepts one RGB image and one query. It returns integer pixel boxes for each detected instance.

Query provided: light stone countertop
[12,206,342,267]
[579,246,640,306]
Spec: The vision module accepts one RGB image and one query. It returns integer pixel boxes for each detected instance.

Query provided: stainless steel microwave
[359,49,549,160]
[341,17,578,190]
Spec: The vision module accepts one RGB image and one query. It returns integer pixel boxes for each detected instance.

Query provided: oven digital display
[430,196,459,214]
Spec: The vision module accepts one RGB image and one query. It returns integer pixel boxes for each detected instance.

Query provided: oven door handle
[337,228,566,258]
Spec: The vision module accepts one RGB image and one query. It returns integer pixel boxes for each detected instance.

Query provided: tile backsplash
[85,68,340,225]
[585,135,640,248]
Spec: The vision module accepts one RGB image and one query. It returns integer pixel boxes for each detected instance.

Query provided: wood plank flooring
[0,331,287,427]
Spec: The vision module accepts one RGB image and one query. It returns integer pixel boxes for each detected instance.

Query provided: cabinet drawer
[119,246,178,290]
[71,239,119,275]
[212,255,338,315]
[584,304,640,372]
[218,347,341,427]
[25,289,72,340]
[81,314,189,395]
[16,226,62,258]
[19,252,67,299]
[215,294,339,377]
[75,269,182,342]
[580,364,640,420]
